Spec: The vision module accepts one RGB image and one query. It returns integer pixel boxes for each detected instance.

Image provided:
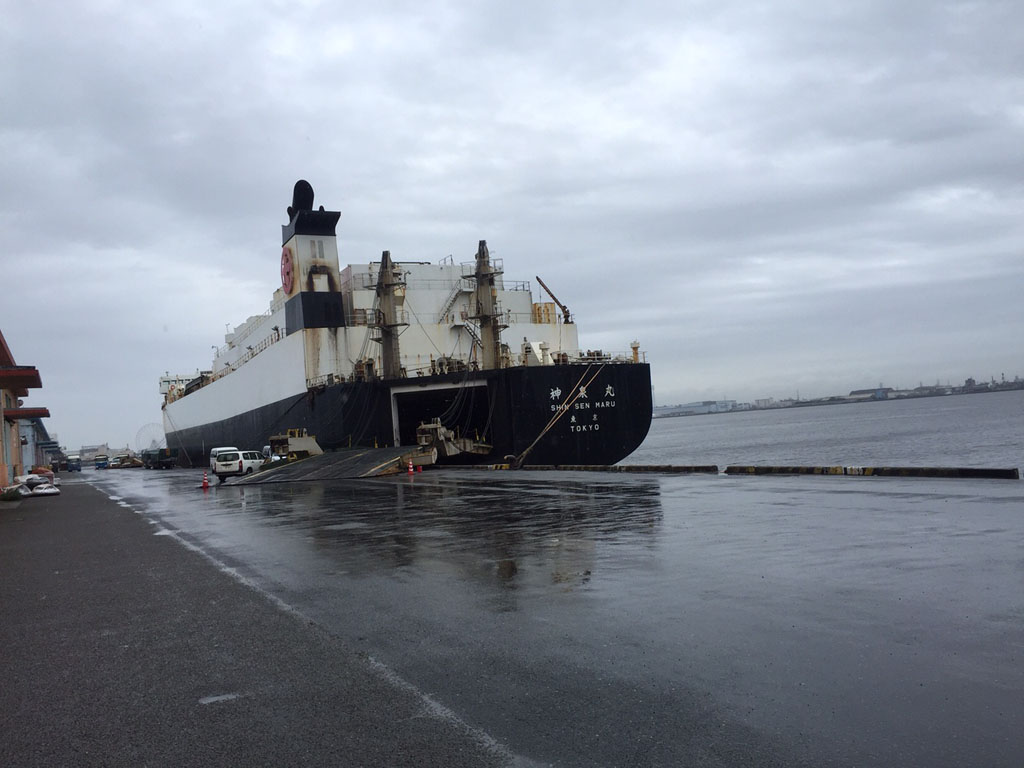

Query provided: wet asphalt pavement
[1,481,509,767]
[6,468,1023,766]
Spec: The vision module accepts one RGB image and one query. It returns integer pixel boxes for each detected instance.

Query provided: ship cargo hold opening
[391,381,491,448]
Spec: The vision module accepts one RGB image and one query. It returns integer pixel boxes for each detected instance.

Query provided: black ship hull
[165,363,652,468]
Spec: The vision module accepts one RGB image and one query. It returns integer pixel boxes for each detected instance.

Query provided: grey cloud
[2,0,1022,447]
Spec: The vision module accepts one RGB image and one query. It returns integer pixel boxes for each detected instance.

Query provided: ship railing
[209,329,284,382]
[505,310,539,324]
[342,271,532,296]
[346,307,539,326]
[212,301,284,357]
[345,273,471,292]
[459,257,504,275]
[367,309,410,327]
[403,348,646,374]
[404,277,483,290]
[306,372,345,389]
[438,310,536,325]
[342,273,377,291]
[347,308,411,326]
[561,349,647,364]
[232,304,283,346]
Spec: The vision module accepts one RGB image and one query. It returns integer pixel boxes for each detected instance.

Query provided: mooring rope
[160,408,194,467]
[511,363,606,468]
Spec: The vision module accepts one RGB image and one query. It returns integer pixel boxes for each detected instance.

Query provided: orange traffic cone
[408,459,414,475]
[202,471,209,490]
[417,465,422,473]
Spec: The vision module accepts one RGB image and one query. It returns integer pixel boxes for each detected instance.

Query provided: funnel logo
[281,247,295,294]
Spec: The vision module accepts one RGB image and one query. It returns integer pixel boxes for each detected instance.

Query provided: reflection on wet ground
[286,474,659,584]
[108,471,664,597]
[85,468,1024,767]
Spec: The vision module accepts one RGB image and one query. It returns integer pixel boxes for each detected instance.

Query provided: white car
[209,446,238,471]
[213,450,264,482]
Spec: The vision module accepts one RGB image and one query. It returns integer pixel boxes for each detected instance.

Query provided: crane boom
[534,275,573,324]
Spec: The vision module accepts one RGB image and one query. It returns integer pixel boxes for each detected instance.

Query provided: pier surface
[0,482,507,767]
[4,469,1023,767]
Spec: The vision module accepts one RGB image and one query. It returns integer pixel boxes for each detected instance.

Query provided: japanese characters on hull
[550,383,618,433]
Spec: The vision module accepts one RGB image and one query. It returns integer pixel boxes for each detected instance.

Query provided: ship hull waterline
[164,363,653,469]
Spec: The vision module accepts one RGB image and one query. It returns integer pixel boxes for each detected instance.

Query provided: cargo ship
[161,181,652,467]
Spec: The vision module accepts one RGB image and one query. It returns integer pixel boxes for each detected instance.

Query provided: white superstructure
[341,259,580,378]
[162,220,585,433]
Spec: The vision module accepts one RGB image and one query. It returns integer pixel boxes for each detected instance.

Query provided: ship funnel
[287,179,315,221]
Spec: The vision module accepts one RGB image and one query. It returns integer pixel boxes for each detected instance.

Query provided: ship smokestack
[287,179,315,221]
[280,180,343,335]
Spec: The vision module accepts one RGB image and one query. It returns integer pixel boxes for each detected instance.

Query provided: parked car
[209,446,238,471]
[213,450,264,482]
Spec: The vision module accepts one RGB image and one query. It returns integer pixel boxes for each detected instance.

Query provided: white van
[213,450,265,482]
[209,447,238,471]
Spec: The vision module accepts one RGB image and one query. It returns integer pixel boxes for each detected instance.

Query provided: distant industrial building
[654,400,738,417]
[79,444,111,463]
[848,387,893,401]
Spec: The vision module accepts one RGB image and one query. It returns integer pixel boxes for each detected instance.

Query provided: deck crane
[534,275,573,324]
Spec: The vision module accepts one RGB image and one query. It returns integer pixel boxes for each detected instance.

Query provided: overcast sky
[2,0,1022,451]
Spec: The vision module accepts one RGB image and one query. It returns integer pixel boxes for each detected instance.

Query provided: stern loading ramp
[231,446,434,483]
[231,451,1020,483]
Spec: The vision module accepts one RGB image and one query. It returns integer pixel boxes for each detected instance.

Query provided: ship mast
[469,240,507,370]
[372,250,407,379]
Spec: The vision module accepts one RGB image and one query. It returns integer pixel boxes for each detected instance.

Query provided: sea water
[625,388,1024,470]
[81,388,1024,766]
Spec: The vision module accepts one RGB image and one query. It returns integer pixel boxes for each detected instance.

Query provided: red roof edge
[3,407,50,421]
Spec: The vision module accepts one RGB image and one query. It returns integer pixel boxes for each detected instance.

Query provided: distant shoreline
[654,381,1024,419]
